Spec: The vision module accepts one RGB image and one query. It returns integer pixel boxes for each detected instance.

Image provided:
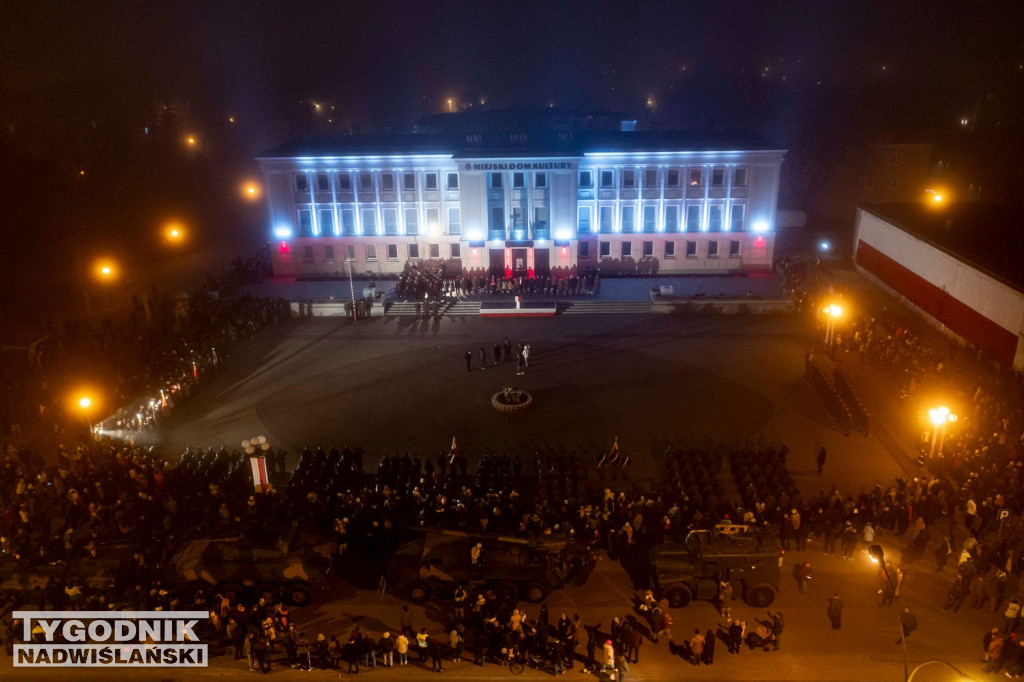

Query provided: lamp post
[869,545,909,681]
[78,396,93,440]
[823,304,843,346]
[928,407,958,457]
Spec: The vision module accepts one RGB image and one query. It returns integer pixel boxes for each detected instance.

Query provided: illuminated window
[599,241,611,258]
[578,206,592,233]
[365,244,377,260]
[316,173,329,191]
[404,208,419,236]
[425,173,438,191]
[359,173,373,191]
[489,172,502,189]
[341,208,355,235]
[427,207,440,234]
[579,241,590,258]
[600,170,614,188]
[534,206,548,228]
[709,205,723,232]
[345,245,356,261]
[667,169,681,187]
[318,208,335,235]
[535,172,547,189]
[387,244,398,260]
[708,241,719,257]
[685,240,697,257]
[403,173,416,191]
[408,243,419,260]
[337,173,352,191]
[645,169,658,188]
[665,241,675,258]
[729,240,741,257]
[622,170,636,189]
[622,241,633,258]
[642,205,657,232]
[513,172,525,189]
[688,169,703,187]
[302,245,314,262]
[665,206,679,233]
[599,206,613,233]
[297,209,313,237]
[324,245,335,262]
[381,173,395,192]
[686,205,701,232]
[294,174,308,192]
[490,206,504,231]
[429,244,440,259]
[621,206,634,233]
[450,243,461,259]
[579,170,593,188]
[734,168,748,187]
[448,208,461,235]
[642,240,653,257]
[711,168,725,187]
[383,208,398,235]
[447,172,459,190]
[730,204,745,232]
[361,208,377,235]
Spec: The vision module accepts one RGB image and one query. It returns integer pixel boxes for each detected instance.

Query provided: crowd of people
[395,265,602,302]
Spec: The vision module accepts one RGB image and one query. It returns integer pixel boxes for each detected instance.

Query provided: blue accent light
[274,225,293,239]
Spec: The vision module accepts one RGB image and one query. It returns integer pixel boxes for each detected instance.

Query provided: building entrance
[534,248,550,276]
[489,248,506,277]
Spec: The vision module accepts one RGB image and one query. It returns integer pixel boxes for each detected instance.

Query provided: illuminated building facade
[257,119,785,278]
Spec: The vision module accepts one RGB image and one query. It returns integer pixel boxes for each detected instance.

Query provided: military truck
[651,526,783,608]
[389,529,596,604]
[168,530,334,607]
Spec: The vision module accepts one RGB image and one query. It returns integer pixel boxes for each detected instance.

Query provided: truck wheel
[284,582,312,607]
[521,581,549,604]
[665,585,692,608]
[407,581,432,603]
[217,581,245,603]
[745,582,777,607]
[492,581,518,604]
[255,582,280,604]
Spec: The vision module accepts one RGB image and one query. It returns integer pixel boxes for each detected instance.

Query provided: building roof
[860,202,1024,293]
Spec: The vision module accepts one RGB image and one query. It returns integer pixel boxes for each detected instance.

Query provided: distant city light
[186,136,196,146]
[79,169,85,175]
[820,240,831,252]
[960,118,969,126]
[229,116,235,123]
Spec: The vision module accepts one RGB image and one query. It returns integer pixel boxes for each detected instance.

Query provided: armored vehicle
[651,526,783,608]
[389,529,596,604]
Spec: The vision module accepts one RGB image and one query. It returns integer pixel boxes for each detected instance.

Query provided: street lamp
[928,406,958,457]
[869,545,910,681]
[823,304,843,346]
[241,181,261,200]
[78,396,94,440]
[164,222,186,246]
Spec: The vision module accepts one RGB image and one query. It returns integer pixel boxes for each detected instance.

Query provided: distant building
[256,109,785,279]
[854,203,1024,369]
[861,143,934,203]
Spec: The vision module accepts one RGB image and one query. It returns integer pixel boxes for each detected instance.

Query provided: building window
[665,241,676,258]
[425,173,438,191]
[622,169,636,188]
[426,208,440,235]
[341,208,355,235]
[709,205,723,232]
[408,243,420,260]
[513,172,525,189]
[686,205,702,232]
[383,208,398,235]
[387,244,398,260]
[665,205,679,233]
[345,244,356,261]
[448,208,461,235]
[667,169,681,187]
[490,206,504,231]
[318,208,335,235]
[535,172,547,189]
[685,240,697,257]
[599,206,613,233]
[642,205,657,232]
[337,173,351,191]
[578,206,592,233]
[689,169,703,187]
[579,241,590,258]
[359,172,373,191]
[447,172,459,190]
[404,208,419,236]
[708,241,719,258]
[622,241,633,258]
[599,241,611,258]
[579,170,593,187]
[642,240,653,257]
[450,243,461,259]
[361,208,377,235]
[302,245,314,262]
[324,245,335,262]
[489,172,502,189]
[429,243,440,259]
[365,244,377,261]
[294,174,308,192]
[403,173,416,191]
[729,240,741,257]
[734,168,748,187]
[711,168,725,187]
[381,173,395,192]
[621,206,635,233]
[533,205,548,229]
[297,208,313,237]
[316,173,329,191]
[730,204,745,232]
[600,170,614,188]
[645,168,658,188]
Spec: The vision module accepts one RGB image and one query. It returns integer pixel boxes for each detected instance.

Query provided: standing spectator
[1005,599,1022,634]
[244,632,257,672]
[689,629,705,665]
[328,635,343,668]
[449,627,463,663]
[396,631,410,666]
[934,536,952,572]
[296,632,312,671]
[478,348,487,370]
[897,607,917,644]
[428,635,444,672]
[550,637,565,675]
[379,631,395,668]
[343,633,361,674]
[701,628,715,665]
[654,609,672,643]
[816,446,827,475]
[254,635,271,673]
[464,351,472,372]
[767,611,784,651]
[614,651,630,682]
[828,593,844,630]
[400,605,414,637]
[416,627,430,663]
[601,639,615,673]
[717,579,733,617]
[793,562,813,593]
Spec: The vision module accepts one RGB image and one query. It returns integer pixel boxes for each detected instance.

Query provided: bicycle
[509,653,547,675]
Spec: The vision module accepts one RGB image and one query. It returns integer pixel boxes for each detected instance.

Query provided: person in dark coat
[701,628,715,664]
[828,593,844,630]
[343,634,361,674]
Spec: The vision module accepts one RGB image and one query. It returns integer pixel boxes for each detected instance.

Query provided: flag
[449,436,458,465]
[250,455,270,493]
[192,361,198,380]
[159,389,167,409]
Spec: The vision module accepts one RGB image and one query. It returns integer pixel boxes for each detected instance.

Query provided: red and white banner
[250,456,269,493]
